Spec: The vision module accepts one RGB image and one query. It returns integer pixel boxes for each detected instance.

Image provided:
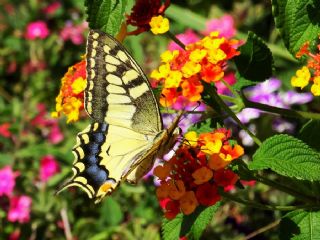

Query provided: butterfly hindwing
[85,29,162,134]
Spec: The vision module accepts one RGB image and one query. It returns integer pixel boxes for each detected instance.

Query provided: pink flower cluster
[60,21,88,45]
[40,155,60,182]
[25,21,50,40]
[168,14,236,50]
[0,154,60,224]
[0,166,31,223]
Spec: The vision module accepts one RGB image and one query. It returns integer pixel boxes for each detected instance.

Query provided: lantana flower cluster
[52,59,87,123]
[154,128,244,219]
[126,0,170,35]
[291,39,320,96]
[151,32,240,106]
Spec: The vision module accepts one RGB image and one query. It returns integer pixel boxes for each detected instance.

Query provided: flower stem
[204,81,262,146]
[219,94,238,103]
[219,190,318,211]
[166,31,186,50]
[241,93,320,120]
[237,160,318,204]
[252,173,318,204]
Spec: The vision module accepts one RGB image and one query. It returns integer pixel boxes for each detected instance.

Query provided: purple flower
[239,124,256,147]
[237,78,313,123]
[280,91,313,106]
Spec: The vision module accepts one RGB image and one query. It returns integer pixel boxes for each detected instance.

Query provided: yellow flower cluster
[150,32,239,106]
[52,60,87,123]
[291,66,311,89]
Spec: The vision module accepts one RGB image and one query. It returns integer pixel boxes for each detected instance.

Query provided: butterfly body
[59,29,181,203]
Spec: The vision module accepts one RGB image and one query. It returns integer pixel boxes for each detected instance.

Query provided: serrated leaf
[299,120,320,152]
[272,0,320,56]
[280,210,320,240]
[232,71,258,91]
[162,214,183,240]
[188,119,213,134]
[85,0,127,35]
[250,134,320,181]
[234,32,274,82]
[162,203,221,240]
[182,203,221,239]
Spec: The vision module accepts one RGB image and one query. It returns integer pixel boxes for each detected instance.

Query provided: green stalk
[219,190,317,211]
[242,93,320,120]
[237,160,318,204]
[203,81,262,146]
[165,31,186,50]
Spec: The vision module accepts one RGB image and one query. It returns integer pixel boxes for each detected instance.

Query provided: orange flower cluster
[154,128,244,219]
[52,60,87,123]
[292,39,320,96]
[151,32,240,106]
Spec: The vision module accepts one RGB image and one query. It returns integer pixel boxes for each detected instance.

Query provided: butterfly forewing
[85,29,162,135]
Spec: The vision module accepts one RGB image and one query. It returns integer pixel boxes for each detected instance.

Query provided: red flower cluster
[126,0,170,35]
[154,129,244,219]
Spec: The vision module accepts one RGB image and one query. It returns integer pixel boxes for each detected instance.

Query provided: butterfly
[58,29,182,203]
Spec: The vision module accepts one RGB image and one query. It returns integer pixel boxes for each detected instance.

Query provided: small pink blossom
[202,15,236,38]
[0,123,11,138]
[47,123,63,144]
[168,29,200,50]
[42,2,61,15]
[60,21,88,45]
[0,166,19,197]
[7,195,32,223]
[40,155,60,182]
[31,103,64,144]
[25,21,49,40]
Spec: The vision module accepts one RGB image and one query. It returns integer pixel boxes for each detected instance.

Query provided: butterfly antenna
[178,101,202,124]
[161,93,170,114]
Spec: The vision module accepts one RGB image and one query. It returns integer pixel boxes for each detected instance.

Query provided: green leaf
[234,32,274,82]
[85,0,127,35]
[272,0,320,56]
[99,197,123,226]
[162,203,221,240]
[162,214,183,240]
[250,134,320,181]
[232,72,258,91]
[280,210,320,240]
[188,119,213,134]
[299,120,320,152]
[182,203,221,239]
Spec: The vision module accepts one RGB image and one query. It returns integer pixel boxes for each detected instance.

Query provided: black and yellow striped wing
[58,29,178,203]
[85,29,162,134]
